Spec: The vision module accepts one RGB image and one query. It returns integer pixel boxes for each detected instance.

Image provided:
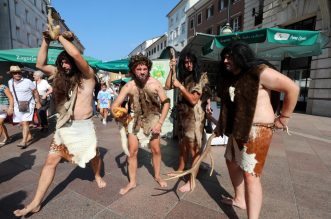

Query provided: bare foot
[166,170,183,177]
[13,204,40,217]
[178,181,191,193]
[155,177,167,187]
[119,183,136,195]
[220,196,246,209]
[95,176,106,188]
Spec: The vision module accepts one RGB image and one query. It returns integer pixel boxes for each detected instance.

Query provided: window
[206,27,213,34]
[161,43,163,50]
[197,13,202,24]
[14,1,19,16]
[181,22,185,34]
[157,45,159,51]
[164,41,166,47]
[25,9,29,23]
[175,27,179,37]
[231,15,242,32]
[218,0,228,11]
[170,18,173,26]
[16,26,20,41]
[206,5,214,19]
[190,19,194,29]
[35,18,38,30]
[27,33,30,46]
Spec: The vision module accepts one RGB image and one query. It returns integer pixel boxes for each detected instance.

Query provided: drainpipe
[7,0,13,48]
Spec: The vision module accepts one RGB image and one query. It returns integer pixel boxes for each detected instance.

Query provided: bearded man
[14,31,106,217]
[112,54,170,195]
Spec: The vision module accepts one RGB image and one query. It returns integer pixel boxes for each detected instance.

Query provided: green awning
[111,77,131,84]
[96,59,129,73]
[184,27,329,61]
[0,47,102,68]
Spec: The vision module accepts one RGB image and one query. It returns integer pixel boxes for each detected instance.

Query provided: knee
[129,149,138,158]
[44,155,60,169]
[243,172,260,185]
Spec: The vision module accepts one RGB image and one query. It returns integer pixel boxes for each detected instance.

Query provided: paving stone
[93,208,123,219]
[109,185,180,219]
[165,200,228,219]
[259,196,299,219]
[30,192,105,219]
[298,206,331,219]
[293,183,331,213]
[286,151,329,175]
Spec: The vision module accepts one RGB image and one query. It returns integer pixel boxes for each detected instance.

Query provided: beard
[134,73,149,86]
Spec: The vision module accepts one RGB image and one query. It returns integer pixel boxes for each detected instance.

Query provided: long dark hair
[178,52,201,83]
[219,41,280,111]
[53,51,83,106]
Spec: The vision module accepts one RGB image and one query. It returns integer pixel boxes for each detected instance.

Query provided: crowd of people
[0,28,299,219]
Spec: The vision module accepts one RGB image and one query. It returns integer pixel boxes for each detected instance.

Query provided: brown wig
[53,51,83,106]
[128,54,152,75]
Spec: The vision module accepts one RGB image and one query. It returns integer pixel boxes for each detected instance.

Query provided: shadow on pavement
[0,190,27,218]
[0,149,36,184]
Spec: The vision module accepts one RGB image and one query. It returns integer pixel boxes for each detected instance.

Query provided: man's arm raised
[58,35,94,79]
[36,37,57,76]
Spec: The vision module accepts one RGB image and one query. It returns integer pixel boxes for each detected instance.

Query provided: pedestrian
[33,70,53,132]
[111,54,170,195]
[13,30,106,217]
[8,65,41,148]
[0,75,14,146]
[214,41,299,219]
[165,52,212,192]
[97,83,111,125]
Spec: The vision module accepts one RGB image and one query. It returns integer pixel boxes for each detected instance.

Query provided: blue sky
[52,0,179,61]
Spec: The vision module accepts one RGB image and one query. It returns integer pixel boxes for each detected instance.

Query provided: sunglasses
[12,72,22,75]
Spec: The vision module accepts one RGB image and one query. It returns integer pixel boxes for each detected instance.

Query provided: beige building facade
[244,0,331,116]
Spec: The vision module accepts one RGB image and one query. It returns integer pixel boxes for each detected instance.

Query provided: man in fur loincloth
[112,54,170,195]
[215,42,299,219]
[165,52,212,192]
[14,31,106,217]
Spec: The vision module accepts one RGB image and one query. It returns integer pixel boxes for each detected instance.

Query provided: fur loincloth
[224,123,273,176]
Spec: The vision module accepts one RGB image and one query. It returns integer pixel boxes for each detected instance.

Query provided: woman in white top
[33,70,53,132]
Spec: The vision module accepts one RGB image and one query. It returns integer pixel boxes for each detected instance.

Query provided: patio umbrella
[184,27,329,61]
[96,59,129,73]
[111,77,131,84]
[0,47,102,68]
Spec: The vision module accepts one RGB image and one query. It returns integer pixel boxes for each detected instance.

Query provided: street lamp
[221,22,233,34]
[221,0,233,34]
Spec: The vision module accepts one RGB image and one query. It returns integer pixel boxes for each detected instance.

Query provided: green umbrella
[0,47,102,68]
[96,59,129,73]
[185,28,329,61]
[111,77,131,84]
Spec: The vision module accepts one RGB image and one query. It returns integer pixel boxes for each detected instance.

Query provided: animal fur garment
[218,64,267,143]
[111,107,132,156]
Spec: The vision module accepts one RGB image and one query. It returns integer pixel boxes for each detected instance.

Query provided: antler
[165,133,215,191]
[47,8,61,40]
